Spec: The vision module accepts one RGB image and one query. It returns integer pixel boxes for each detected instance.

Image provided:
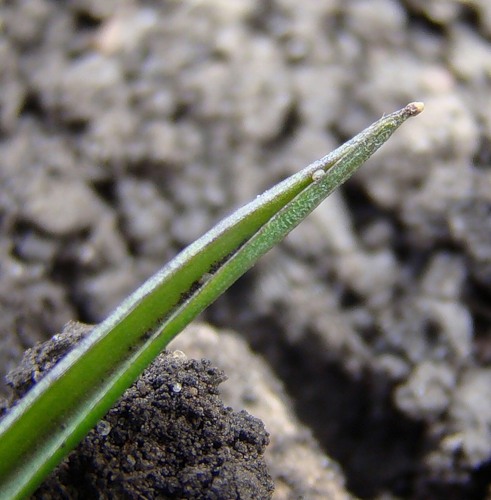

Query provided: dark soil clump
[5,322,273,500]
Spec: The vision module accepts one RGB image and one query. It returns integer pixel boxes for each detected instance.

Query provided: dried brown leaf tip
[405,101,425,117]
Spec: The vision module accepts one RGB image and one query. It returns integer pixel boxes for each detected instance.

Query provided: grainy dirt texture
[171,323,351,500]
[1,0,491,498]
[5,322,274,499]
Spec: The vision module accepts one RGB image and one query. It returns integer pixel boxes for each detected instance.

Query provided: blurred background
[1,0,491,497]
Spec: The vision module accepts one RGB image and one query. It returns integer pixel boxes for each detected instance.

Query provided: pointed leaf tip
[405,101,424,117]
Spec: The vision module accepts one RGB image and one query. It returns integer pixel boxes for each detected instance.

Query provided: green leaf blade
[0,102,423,499]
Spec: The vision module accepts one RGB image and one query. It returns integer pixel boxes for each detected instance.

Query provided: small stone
[96,420,112,437]
[171,382,182,393]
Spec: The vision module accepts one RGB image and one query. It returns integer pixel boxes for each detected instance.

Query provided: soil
[1,0,491,498]
[6,322,274,499]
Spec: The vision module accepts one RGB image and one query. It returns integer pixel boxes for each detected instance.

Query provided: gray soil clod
[1,0,491,498]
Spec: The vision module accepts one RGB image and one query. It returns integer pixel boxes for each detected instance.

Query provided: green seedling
[0,102,423,499]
